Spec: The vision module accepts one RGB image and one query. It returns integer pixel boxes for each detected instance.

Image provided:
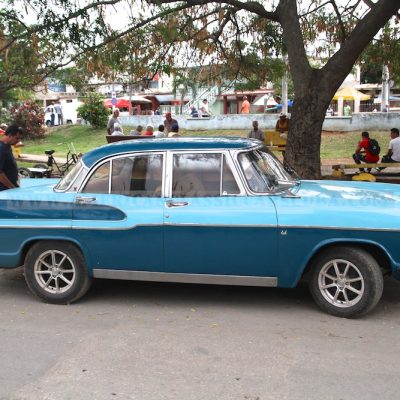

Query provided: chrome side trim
[92,269,278,287]
[0,223,399,232]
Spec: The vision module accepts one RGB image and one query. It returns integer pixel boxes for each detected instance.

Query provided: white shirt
[153,130,165,138]
[389,136,400,161]
[200,102,209,116]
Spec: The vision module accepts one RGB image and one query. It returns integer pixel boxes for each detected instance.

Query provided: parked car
[1,138,400,317]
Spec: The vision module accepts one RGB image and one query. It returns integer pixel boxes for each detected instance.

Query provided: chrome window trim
[53,161,87,193]
[93,269,278,287]
[167,149,246,198]
[232,145,294,197]
[78,151,166,197]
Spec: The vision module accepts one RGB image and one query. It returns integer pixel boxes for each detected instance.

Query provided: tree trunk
[285,76,333,179]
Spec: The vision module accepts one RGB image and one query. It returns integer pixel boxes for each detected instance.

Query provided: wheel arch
[300,240,393,282]
[20,238,93,274]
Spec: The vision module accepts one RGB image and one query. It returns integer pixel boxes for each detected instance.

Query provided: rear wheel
[309,246,383,318]
[24,241,92,304]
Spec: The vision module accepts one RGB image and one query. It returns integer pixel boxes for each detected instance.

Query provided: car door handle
[165,201,189,208]
[75,196,96,204]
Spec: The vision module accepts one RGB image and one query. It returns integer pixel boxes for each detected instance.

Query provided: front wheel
[309,246,383,318]
[18,167,32,178]
[24,241,92,304]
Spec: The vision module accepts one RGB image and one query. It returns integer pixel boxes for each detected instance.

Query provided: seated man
[275,113,289,139]
[352,131,379,172]
[190,106,199,118]
[381,128,400,164]
[248,120,264,141]
[111,122,124,136]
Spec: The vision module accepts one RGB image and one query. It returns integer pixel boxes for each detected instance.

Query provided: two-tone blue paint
[82,137,258,168]
[0,139,399,289]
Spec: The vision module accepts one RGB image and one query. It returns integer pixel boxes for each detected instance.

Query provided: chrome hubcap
[34,250,76,294]
[318,259,364,308]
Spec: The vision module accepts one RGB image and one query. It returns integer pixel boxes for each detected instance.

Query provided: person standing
[381,128,400,163]
[0,125,22,191]
[344,103,352,116]
[54,101,63,125]
[50,102,56,126]
[352,131,380,171]
[247,121,264,141]
[163,112,178,133]
[241,96,250,114]
[107,108,122,135]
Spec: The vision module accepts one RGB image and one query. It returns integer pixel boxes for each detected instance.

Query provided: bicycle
[19,143,79,178]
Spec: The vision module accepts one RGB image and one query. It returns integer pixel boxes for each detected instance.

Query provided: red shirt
[142,130,153,136]
[356,138,379,163]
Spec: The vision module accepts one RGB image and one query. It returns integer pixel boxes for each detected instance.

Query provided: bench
[264,131,286,152]
[331,162,400,181]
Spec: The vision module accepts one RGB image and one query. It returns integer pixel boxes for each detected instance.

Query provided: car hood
[272,180,400,230]
[0,179,60,199]
[297,180,400,201]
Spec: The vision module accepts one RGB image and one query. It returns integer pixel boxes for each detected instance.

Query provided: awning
[155,94,175,103]
[104,99,131,108]
[373,95,400,104]
[121,95,152,103]
[333,87,370,101]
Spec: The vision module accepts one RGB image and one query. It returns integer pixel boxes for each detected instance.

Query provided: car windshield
[238,147,296,193]
[55,160,84,191]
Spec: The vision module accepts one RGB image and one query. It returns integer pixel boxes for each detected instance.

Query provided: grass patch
[20,125,391,161]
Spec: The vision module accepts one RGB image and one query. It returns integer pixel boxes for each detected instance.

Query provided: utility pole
[382,64,389,112]
[282,55,289,114]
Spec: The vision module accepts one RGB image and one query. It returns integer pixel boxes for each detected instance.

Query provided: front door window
[172,153,239,197]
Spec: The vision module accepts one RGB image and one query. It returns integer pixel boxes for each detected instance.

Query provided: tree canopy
[1,0,400,177]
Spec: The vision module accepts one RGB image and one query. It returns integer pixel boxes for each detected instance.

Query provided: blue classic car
[1,137,399,317]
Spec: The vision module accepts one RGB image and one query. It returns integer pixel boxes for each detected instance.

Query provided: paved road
[1,267,400,400]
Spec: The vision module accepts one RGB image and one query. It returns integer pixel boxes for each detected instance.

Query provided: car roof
[82,137,260,168]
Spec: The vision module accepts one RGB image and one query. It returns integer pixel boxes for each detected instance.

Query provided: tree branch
[277,0,311,93]
[324,0,400,93]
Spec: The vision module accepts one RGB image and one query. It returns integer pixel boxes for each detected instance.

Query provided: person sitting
[199,99,211,117]
[168,123,180,137]
[111,122,124,136]
[153,124,165,138]
[275,113,290,139]
[352,131,380,172]
[378,128,400,170]
[190,106,199,118]
[142,124,154,136]
[248,120,264,141]
[130,125,143,136]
